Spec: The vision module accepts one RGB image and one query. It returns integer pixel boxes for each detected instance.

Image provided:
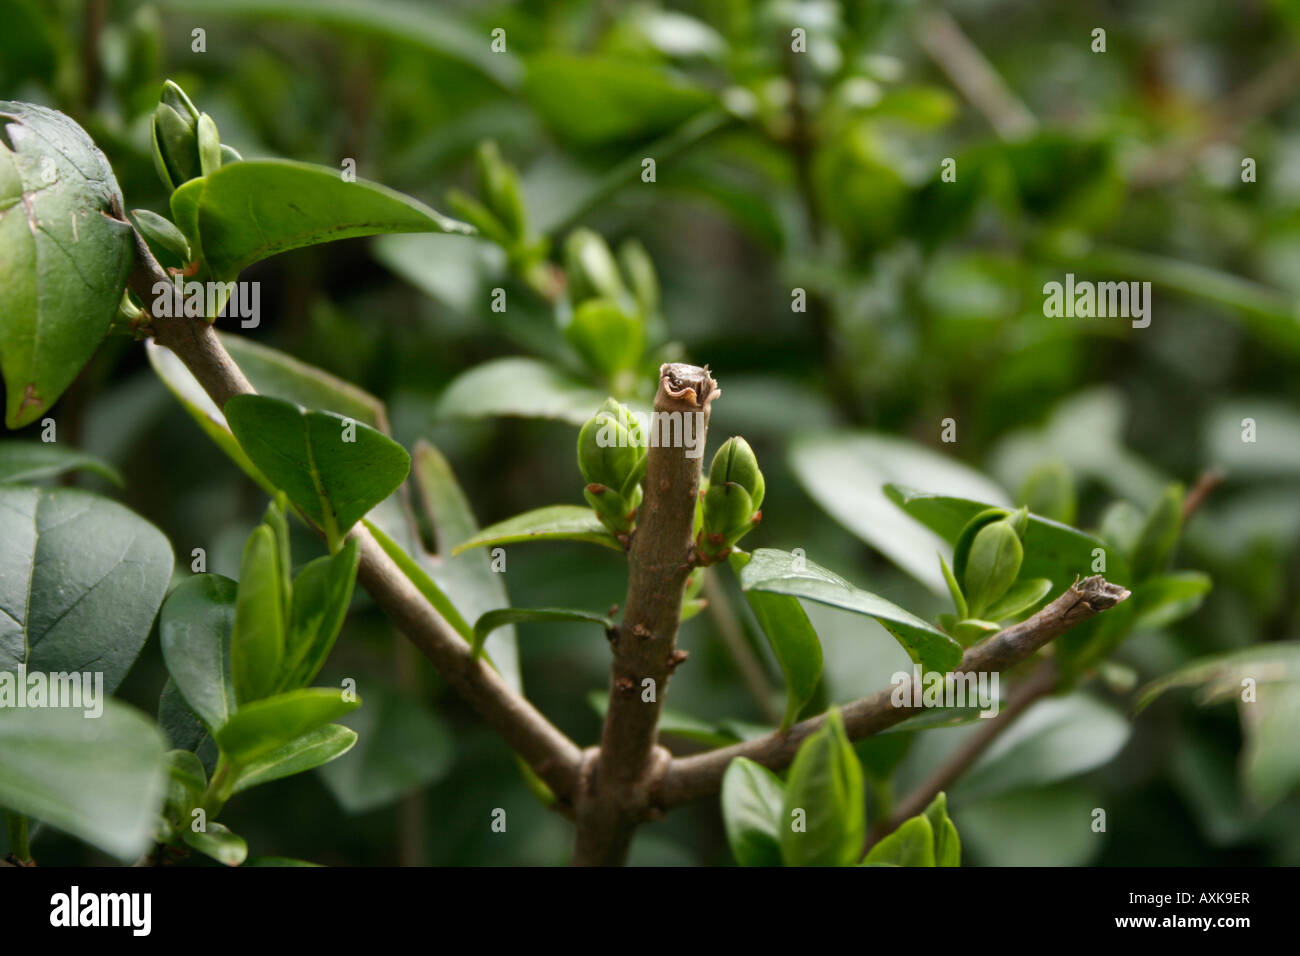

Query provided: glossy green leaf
[130,207,191,262]
[780,709,864,867]
[743,588,822,731]
[863,815,935,867]
[740,548,962,675]
[279,538,360,691]
[962,519,1024,618]
[230,525,286,704]
[470,607,613,659]
[0,701,167,861]
[365,518,472,642]
[159,573,238,732]
[0,440,122,485]
[318,681,453,813]
[0,101,135,428]
[230,723,357,794]
[174,159,470,280]
[183,821,247,866]
[435,357,609,425]
[0,486,173,695]
[453,504,622,555]
[224,393,411,548]
[790,433,1009,593]
[214,687,359,767]
[721,757,786,867]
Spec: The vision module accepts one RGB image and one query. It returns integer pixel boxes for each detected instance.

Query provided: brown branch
[865,658,1058,851]
[127,236,584,804]
[1182,467,1225,522]
[654,575,1130,809]
[572,364,718,865]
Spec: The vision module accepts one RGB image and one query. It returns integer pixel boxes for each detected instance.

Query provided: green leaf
[1132,483,1184,581]
[279,538,360,691]
[230,723,357,794]
[230,525,286,704]
[0,486,173,695]
[182,821,247,866]
[0,701,167,862]
[435,357,609,425]
[0,440,122,485]
[524,53,714,146]
[223,393,411,548]
[983,577,1054,621]
[470,607,613,659]
[740,548,962,675]
[159,573,238,732]
[365,518,472,641]
[922,792,961,866]
[956,693,1130,800]
[1131,571,1211,631]
[174,159,470,280]
[1134,643,1300,714]
[453,504,622,555]
[0,101,135,428]
[564,298,643,376]
[780,709,864,867]
[214,687,360,767]
[317,681,453,813]
[130,207,191,263]
[790,433,1010,593]
[743,589,823,731]
[721,757,786,867]
[863,816,935,867]
[939,555,967,618]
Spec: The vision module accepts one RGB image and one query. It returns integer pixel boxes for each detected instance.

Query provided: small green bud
[565,298,643,377]
[564,228,626,306]
[962,518,1023,619]
[131,208,192,263]
[708,437,765,510]
[697,481,760,564]
[151,81,212,192]
[578,400,647,536]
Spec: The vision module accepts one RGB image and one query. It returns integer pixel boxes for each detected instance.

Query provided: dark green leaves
[740,548,962,675]
[0,101,135,427]
[0,486,173,694]
[780,709,864,866]
[231,524,286,703]
[170,159,471,280]
[742,588,822,732]
[279,540,360,691]
[224,394,411,551]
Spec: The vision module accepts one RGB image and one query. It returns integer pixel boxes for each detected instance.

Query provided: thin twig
[703,570,780,726]
[572,364,719,865]
[654,575,1129,808]
[1182,467,1225,522]
[127,234,584,805]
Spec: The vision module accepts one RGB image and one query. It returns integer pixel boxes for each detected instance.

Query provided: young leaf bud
[577,399,646,504]
[962,518,1024,619]
[696,481,759,564]
[564,228,626,306]
[708,437,765,510]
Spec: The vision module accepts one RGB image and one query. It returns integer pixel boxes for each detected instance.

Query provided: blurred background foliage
[4,0,1300,865]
